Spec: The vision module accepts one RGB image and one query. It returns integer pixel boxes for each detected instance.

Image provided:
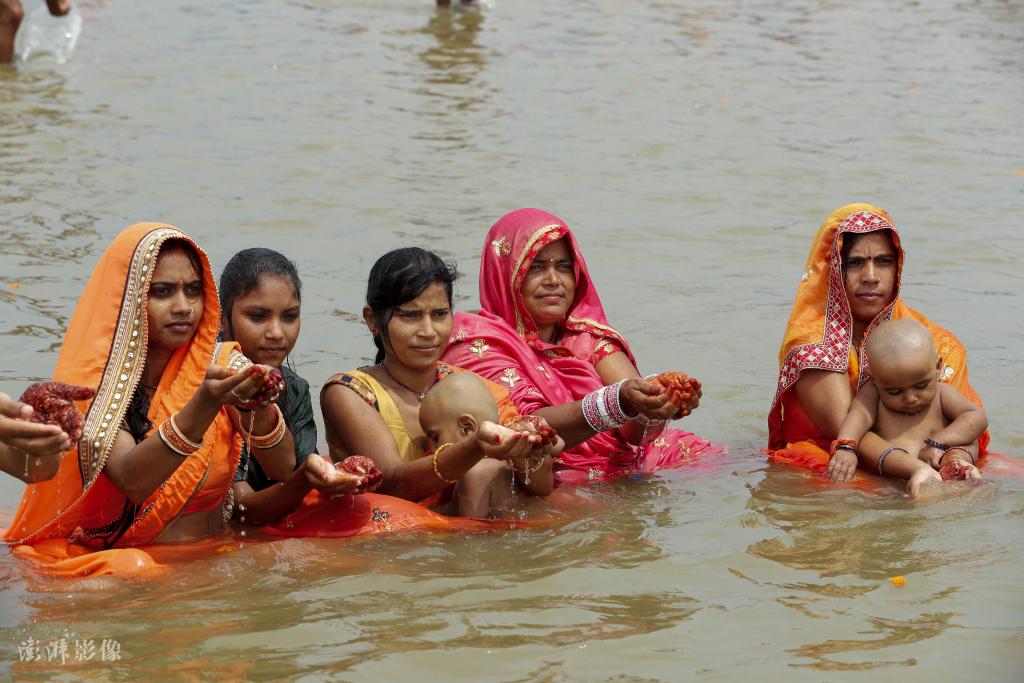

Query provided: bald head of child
[866,318,942,416]
[419,373,500,447]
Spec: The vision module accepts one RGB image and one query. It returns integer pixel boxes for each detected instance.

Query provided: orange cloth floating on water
[3,488,536,580]
[9,537,167,579]
[260,491,531,538]
[767,204,990,476]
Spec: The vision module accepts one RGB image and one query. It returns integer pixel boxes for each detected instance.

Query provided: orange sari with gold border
[767,204,989,475]
[3,224,242,577]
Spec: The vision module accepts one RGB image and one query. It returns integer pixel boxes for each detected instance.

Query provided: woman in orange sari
[2,223,307,578]
[767,203,990,489]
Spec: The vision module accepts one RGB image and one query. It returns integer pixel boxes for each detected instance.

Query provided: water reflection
[744,466,957,579]
[789,610,959,671]
[420,4,486,92]
[740,464,1001,670]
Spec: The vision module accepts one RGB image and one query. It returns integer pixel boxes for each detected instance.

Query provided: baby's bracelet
[510,455,547,476]
[830,439,859,457]
[431,442,458,485]
[877,446,908,477]
[924,438,950,452]
[527,455,547,474]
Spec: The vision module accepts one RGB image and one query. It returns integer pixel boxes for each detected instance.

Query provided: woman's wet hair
[158,238,203,277]
[366,247,457,364]
[219,248,302,338]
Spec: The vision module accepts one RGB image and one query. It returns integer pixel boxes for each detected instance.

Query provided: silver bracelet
[877,446,908,477]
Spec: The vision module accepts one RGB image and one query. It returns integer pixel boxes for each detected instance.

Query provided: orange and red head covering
[767,203,988,453]
[4,223,241,550]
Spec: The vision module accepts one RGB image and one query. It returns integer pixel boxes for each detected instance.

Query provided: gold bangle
[170,414,203,450]
[158,414,203,457]
[240,404,286,449]
[431,442,457,484]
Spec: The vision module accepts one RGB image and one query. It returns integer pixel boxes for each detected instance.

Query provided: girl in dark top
[220,248,368,524]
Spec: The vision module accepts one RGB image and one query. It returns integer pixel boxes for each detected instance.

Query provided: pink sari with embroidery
[442,208,724,484]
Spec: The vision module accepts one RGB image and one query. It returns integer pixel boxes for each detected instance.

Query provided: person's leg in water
[0,0,25,63]
[1,0,71,63]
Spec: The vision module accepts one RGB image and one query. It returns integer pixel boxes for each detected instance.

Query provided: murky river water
[1,0,1022,679]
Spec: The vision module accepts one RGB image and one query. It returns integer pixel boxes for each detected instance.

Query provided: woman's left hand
[304,453,379,495]
[232,365,285,409]
[477,421,542,460]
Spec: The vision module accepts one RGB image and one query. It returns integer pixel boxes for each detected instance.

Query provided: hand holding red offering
[236,366,286,409]
[650,371,702,419]
[507,414,558,447]
[19,381,95,449]
[939,458,974,481]
[338,455,383,489]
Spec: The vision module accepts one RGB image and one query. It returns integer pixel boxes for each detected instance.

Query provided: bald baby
[831,316,988,493]
[866,318,937,372]
[420,372,500,447]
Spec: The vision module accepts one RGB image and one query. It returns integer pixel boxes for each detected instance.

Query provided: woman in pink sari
[443,208,725,484]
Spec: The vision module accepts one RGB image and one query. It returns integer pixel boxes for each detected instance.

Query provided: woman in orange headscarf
[4,227,519,578]
[2,223,313,578]
[767,204,989,487]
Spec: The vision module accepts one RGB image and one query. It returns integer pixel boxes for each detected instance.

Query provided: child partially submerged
[828,319,988,495]
[418,372,557,517]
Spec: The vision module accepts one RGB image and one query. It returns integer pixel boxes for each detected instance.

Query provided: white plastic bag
[14,5,82,64]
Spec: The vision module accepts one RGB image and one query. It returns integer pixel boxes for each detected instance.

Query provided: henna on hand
[19,381,95,449]
[939,459,975,481]
[236,366,286,409]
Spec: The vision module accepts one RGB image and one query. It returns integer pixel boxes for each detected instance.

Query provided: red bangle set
[158,414,203,457]
[240,404,286,450]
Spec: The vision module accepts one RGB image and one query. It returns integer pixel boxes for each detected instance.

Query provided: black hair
[840,229,895,265]
[219,248,302,339]
[366,247,457,364]
[159,237,203,279]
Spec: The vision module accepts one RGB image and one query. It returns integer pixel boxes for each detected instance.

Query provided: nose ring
[189,306,194,316]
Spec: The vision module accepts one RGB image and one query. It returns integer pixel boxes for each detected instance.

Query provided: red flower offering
[238,366,286,409]
[651,371,702,419]
[940,458,974,481]
[339,455,382,487]
[19,381,95,448]
[509,414,558,446]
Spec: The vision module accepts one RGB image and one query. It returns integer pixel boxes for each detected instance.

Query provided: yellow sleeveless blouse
[325,369,425,463]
